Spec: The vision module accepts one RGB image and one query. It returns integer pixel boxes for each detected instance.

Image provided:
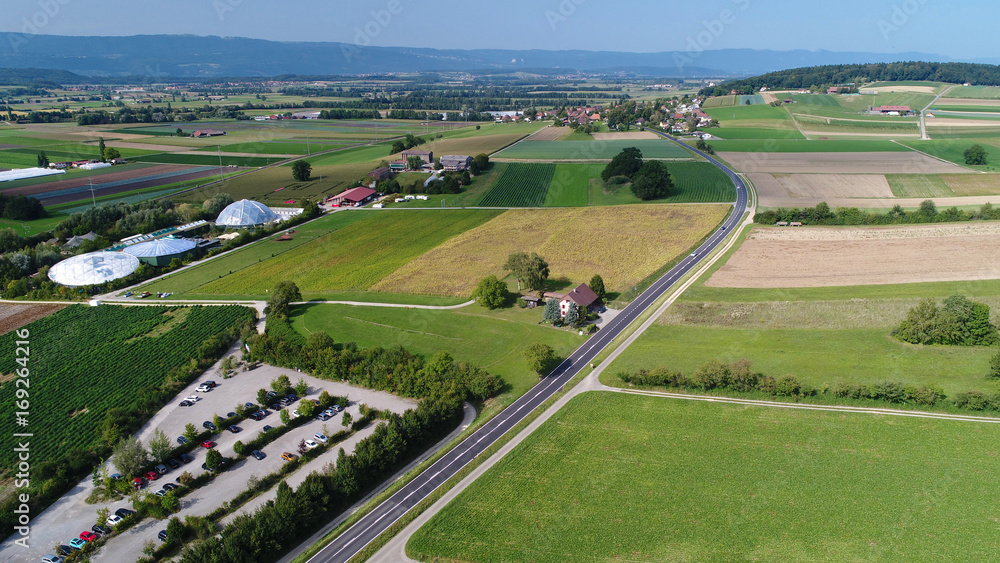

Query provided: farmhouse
[545,283,600,318]
[870,105,913,116]
[440,155,473,171]
[192,130,227,138]
[401,150,433,165]
[369,167,392,180]
[330,186,376,207]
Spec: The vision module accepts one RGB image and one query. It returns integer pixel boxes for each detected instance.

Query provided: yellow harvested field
[707,223,1000,288]
[941,174,1000,196]
[418,134,530,157]
[719,151,969,174]
[530,127,571,141]
[862,85,939,94]
[373,204,729,296]
[591,131,660,140]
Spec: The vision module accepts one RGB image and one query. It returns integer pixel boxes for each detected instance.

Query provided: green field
[886,174,956,197]
[165,210,501,298]
[899,139,1000,172]
[543,164,593,206]
[789,93,843,107]
[290,303,583,399]
[704,104,793,122]
[133,153,275,167]
[711,127,805,140]
[537,161,737,207]
[947,85,1000,99]
[409,392,1000,562]
[477,163,556,207]
[494,139,691,160]
[706,139,913,152]
[194,141,352,155]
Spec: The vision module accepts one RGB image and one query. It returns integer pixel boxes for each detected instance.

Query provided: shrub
[774,375,801,397]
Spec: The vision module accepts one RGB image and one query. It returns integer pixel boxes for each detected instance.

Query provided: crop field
[540,161,737,207]
[706,223,1000,289]
[188,210,501,297]
[410,392,1000,562]
[0,305,254,469]
[291,304,581,398]
[899,140,1000,173]
[704,103,792,122]
[751,173,894,206]
[372,204,729,296]
[194,140,352,155]
[947,85,1000,99]
[133,153,274,167]
[477,163,556,207]
[711,127,805,139]
[940,173,1000,195]
[886,174,956,197]
[418,133,530,157]
[173,161,375,205]
[0,304,64,335]
[493,139,691,160]
[702,95,737,107]
[719,151,967,174]
[706,139,911,152]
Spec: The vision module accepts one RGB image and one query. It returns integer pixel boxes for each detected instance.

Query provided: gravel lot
[0,340,416,563]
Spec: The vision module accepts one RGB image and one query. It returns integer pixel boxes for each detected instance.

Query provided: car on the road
[304,439,319,450]
[227,425,242,433]
[167,458,181,469]
[177,435,187,445]
[314,433,328,443]
[180,453,194,464]
[690,251,698,257]
[41,555,63,563]
[154,463,168,474]
[262,425,273,433]
[251,449,266,460]
[157,530,168,541]
[106,514,123,526]
[68,538,86,550]
[79,531,98,542]
[92,524,111,535]
[281,452,297,461]
[202,421,216,431]
[200,440,215,449]
[114,508,136,519]
[144,470,160,481]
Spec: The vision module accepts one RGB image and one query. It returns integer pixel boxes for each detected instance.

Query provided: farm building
[291,111,321,119]
[215,199,280,227]
[546,283,600,318]
[192,130,227,138]
[122,237,199,267]
[369,167,392,180]
[62,231,99,249]
[401,150,433,165]
[330,187,376,207]
[48,251,140,287]
[0,167,65,182]
[440,155,473,171]
[79,162,112,171]
[388,160,407,172]
[870,105,913,116]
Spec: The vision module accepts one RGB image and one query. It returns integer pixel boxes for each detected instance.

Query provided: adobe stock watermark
[213,0,243,21]
[8,0,71,52]
[877,0,928,41]
[546,0,586,31]
[673,0,751,71]
[342,0,410,63]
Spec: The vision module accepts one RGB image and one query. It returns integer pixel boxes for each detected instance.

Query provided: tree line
[755,200,1000,226]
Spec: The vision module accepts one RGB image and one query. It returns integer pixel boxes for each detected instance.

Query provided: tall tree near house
[98,137,106,161]
[36,151,48,168]
[542,298,562,324]
[504,252,549,291]
[406,156,424,170]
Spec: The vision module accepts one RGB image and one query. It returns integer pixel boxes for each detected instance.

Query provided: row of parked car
[44,508,138,561]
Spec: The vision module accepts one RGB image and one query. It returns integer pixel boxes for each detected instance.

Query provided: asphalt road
[304,132,749,563]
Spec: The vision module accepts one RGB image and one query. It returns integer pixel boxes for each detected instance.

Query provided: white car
[196,385,212,393]
[185,395,201,402]
[304,440,319,450]
[106,514,123,526]
[314,433,328,443]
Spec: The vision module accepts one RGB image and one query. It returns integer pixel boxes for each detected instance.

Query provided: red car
[79,531,98,542]
[200,440,215,449]
[132,477,143,489]
[144,470,160,481]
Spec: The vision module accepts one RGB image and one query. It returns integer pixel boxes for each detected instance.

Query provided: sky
[4,0,993,60]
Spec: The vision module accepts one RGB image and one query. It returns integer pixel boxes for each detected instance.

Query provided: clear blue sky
[5,0,991,59]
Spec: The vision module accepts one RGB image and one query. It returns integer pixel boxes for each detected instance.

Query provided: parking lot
[0,343,417,563]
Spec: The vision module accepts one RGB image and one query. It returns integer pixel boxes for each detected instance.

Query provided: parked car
[226,411,237,419]
[262,425,273,433]
[92,524,111,535]
[144,470,160,481]
[68,538,86,550]
[154,464,168,474]
[41,555,63,563]
[201,463,216,472]
[106,514,123,526]
[200,440,215,449]
[331,404,343,412]
[227,425,242,433]
[266,390,277,399]
[154,489,167,497]
[249,411,265,421]
[79,531,98,542]
[317,413,331,421]
[157,530,168,542]
[177,436,188,445]
[179,400,192,407]
[196,384,212,393]
[114,508,136,519]
[109,473,122,480]
[167,458,180,469]
[202,421,216,431]
[163,483,179,491]
[204,380,217,388]
[304,440,319,450]
[260,409,271,417]
[281,452,297,461]
[251,450,266,460]
[244,402,256,409]
[314,433,328,443]
[56,545,72,556]
[185,395,201,403]
[180,453,194,464]
[123,291,133,297]
[131,477,143,489]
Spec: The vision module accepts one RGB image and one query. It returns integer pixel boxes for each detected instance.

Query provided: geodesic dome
[215,199,279,227]
[48,251,140,287]
[123,238,197,258]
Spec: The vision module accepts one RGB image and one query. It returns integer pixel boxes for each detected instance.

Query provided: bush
[774,375,801,397]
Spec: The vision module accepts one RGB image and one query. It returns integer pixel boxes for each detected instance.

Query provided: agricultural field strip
[477,163,555,207]
[7,166,217,199]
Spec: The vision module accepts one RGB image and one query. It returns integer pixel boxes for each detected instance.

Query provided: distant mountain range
[0,33,995,79]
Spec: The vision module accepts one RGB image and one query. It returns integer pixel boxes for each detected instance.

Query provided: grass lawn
[711,127,805,140]
[290,303,583,398]
[185,210,501,297]
[899,139,1000,172]
[494,139,691,160]
[544,163,593,206]
[387,163,508,209]
[409,392,1000,562]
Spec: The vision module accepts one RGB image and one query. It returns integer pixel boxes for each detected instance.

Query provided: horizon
[3,0,994,61]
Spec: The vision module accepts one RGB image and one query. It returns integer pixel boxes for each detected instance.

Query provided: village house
[545,283,600,318]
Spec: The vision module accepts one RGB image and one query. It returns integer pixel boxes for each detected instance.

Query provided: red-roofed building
[330,187,376,207]
[872,105,913,115]
[545,283,600,318]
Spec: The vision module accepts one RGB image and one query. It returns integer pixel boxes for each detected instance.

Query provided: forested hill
[700,61,1000,96]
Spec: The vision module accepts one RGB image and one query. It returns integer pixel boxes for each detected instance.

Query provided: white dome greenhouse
[48,251,140,287]
[123,238,198,266]
[215,199,279,227]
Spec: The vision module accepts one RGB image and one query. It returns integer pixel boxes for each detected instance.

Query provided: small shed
[521,296,544,309]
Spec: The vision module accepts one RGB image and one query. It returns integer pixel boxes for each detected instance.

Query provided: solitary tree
[292,160,312,181]
[264,281,301,320]
[472,275,508,309]
[523,343,558,376]
[601,147,643,181]
[504,252,549,291]
[204,449,224,471]
[104,147,122,161]
[965,143,988,166]
[390,140,406,154]
[36,151,48,168]
[589,274,606,302]
[112,436,150,478]
[470,153,490,174]
[149,429,172,463]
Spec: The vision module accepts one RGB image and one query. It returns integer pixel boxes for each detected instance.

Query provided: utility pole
[89,178,97,207]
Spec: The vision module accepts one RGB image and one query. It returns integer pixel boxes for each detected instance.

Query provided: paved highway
[306,133,750,563]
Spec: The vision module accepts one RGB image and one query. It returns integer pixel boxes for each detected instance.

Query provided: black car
[226,411,237,419]
[262,425,273,433]
[115,508,136,519]
[92,524,111,535]
[203,421,216,431]
[266,390,277,398]
[201,462,217,472]
[167,458,181,469]
[244,402,255,409]
[163,483,179,491]
[251,449,266,460]
[177,436,187,445]
[179,400,192,407]
[249,411,264,421]
[157,530,168,542]
[260,409,271,417]
[227,425,242,433]
[180,453,194,464]
[57,545,72,556]
[204,380,217,388]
